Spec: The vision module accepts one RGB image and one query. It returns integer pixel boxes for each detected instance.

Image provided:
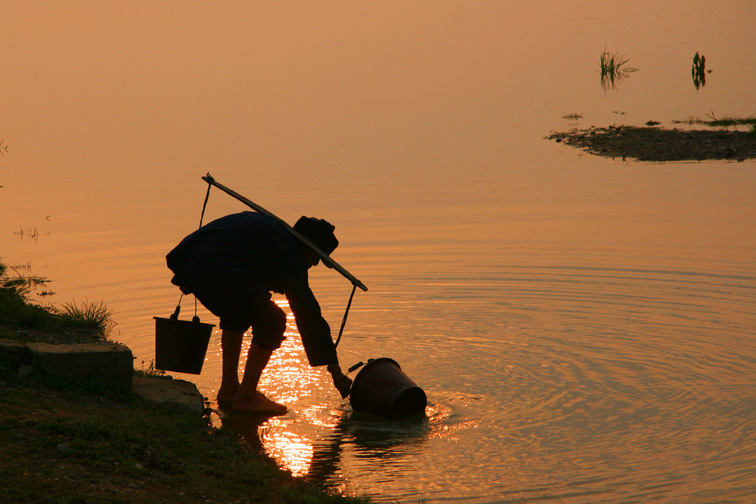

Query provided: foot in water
[232,391,288,416]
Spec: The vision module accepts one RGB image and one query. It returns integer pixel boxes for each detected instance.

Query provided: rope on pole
[335,284,357,348]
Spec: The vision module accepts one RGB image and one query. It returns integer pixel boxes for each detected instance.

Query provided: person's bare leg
[217,329,244,405]
[233,342,287,415]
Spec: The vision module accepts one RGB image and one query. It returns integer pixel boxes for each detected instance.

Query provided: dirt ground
[546,126,756,162]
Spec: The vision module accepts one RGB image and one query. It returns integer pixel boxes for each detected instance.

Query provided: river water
[2,2,755,503]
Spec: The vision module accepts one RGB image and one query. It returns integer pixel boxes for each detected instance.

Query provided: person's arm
[287,283,352,397]
[287,285,337,365]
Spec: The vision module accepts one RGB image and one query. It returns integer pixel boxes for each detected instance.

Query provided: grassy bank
[0,382,367,504]
[0,260,370,503]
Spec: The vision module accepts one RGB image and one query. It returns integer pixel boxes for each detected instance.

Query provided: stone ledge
[25,341,134,395]
[132,376,206,415]
[1,338,206,415]
[0,338,31,370]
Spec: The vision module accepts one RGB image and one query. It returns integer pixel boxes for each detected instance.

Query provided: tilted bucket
[350,358,427,419]
[154,312,214,375]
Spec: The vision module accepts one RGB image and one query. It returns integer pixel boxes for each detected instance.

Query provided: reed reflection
[599,48,638,91]
[692,52,707,89]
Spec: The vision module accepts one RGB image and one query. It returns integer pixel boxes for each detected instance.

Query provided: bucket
[154,310,214,375]
[350,358,427,419]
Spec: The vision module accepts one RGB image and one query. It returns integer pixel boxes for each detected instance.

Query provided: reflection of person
[165,211,352,415]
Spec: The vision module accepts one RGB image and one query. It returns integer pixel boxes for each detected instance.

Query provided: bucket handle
[168,304,203,324]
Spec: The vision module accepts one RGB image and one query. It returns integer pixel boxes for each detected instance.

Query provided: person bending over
[166,211,352,415]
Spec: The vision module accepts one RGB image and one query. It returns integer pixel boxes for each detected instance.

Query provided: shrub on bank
[0,259,112,343]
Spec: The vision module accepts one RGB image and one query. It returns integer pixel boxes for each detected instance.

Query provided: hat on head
[293,216,339,255]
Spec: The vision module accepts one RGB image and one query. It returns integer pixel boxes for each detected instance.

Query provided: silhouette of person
[166,211,352,415]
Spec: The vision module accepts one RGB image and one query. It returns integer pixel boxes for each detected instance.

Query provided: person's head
[293,216,339,268]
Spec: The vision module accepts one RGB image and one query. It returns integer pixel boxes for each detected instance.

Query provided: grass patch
[133,359,168,379]
[55,300,114,334]
[562,113,583,120]
[600,48,638,90]
[700,112,756,128]
[672,112,756,130]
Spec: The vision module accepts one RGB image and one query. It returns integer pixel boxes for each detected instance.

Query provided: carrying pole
[201,174,368,292]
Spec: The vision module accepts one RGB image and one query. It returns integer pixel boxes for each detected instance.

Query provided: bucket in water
[154,308,214,375]
[350,358,427,419]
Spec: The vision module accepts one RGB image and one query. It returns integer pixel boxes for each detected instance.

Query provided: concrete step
[25,341,133,394]
[1,338,205,414]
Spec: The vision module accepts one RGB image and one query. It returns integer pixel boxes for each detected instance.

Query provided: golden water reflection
[216,298,479,487]
[259,422,314,478]
[257,300,324,406]
[2,2,755,501]
[218,298,331,479]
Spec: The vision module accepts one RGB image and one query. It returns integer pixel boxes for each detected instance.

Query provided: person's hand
[328,364,353,399]
[334,374,352,398]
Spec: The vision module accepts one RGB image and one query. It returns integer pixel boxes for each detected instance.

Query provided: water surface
[2,2,755,503]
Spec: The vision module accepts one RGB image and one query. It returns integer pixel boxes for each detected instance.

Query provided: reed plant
[672,112,756,131]
[692,52,706,89]
[701,112,756,129]
[562,113,583,120]
[600,48,638,90]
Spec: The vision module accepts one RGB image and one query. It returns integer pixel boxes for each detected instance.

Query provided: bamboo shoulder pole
[201,174,368,292]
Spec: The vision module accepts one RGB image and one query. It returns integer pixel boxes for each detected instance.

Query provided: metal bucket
[154,312,214,375]
[350,358,427,419]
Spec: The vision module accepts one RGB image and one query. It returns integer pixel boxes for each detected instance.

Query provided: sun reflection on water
[234,298,326,477]
[259,420,315,478]
[217,298,481,490]
[256,299,325,406]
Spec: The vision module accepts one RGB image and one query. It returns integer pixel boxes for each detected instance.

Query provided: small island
[547,125,756,162]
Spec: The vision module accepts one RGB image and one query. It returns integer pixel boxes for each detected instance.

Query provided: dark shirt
[166,212,337,366]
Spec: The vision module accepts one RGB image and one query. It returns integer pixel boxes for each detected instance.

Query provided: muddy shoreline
[547,126,756,162]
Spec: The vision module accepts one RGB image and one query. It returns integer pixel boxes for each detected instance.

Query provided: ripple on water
[122,263,756,503]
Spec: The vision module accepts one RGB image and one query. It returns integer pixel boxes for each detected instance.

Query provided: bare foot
[232,391,288,416]
[217,384,240,406]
